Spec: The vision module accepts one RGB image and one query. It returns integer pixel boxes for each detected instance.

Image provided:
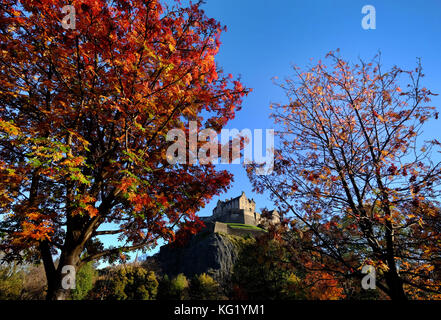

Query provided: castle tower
[207,191,261,226]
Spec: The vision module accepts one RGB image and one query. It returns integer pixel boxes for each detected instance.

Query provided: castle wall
[213,221,229,234]
[225,226,264,238]
[208,192,280,227]
[211,210,261,226]
[216,211,244,224]
[243,212,258,226]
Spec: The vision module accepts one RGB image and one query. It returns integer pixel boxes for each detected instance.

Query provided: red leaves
[170,218,205,248]
[306,173,319,182]
[0,0,248,275]
[387,164,398,176]
[382,90,392,104]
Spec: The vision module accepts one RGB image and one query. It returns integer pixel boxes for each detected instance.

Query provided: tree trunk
[45,275,68,300]
[384,270,407,300]
[41,240,82,300]
[45,259,79,300]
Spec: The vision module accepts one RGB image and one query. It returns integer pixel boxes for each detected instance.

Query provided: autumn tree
[248,51,441,300]
[231,225,344,300]
[0,0,248,299]
[231,232,299,300]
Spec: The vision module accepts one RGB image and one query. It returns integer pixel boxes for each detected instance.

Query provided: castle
[201,192,280,234]
[155,192,280,283]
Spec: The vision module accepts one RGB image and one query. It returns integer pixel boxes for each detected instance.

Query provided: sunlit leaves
[0,0,248,282]
[248,51,441,299]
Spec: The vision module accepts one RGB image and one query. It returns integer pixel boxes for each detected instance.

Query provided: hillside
[151,231,254,286]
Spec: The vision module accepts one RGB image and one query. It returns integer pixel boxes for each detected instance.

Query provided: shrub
[158,273,189,300]
[113,265,158,300]
[190,273,223,300]
[0,264,24,299]
[71,262,97,300]
[170,273,189,300]
[88,265,158,300]
[231,237,303,299]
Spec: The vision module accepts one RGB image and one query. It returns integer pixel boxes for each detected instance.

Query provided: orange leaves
[372,110,386,122]
[13,211,54,242]
[85,205,98,218]
[251,52,441,300]
[72,194,98,218]
[118,176,138,194]
[17,221,53,242]
[301,262,345,300]
[382,90,392,104]
[60,156,86,168]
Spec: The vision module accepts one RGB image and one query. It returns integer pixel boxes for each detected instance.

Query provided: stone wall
[243,212,260,226]
[213,221,228,234]
[211,192,259,226]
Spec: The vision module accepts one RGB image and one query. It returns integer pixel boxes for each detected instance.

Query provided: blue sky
[196,0,441,215]
[102,0,441,262]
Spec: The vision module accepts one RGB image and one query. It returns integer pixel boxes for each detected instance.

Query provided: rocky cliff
[152,231,251,285]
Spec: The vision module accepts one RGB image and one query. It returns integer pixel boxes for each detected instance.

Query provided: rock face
[154,232,241,285]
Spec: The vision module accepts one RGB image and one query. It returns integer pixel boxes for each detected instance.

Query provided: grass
[226,223,265,231]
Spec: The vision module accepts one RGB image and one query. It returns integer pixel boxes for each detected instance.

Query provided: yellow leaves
[380,150,389,159]
[68,168,91,185]
[0,119,21,136]
[313,86,324,96]
[7,25,16,33]
[286,273,301,286]
[60,156,86,168]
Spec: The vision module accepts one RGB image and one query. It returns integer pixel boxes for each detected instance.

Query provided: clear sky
[102,0,441,262]
[196,0,441,216]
